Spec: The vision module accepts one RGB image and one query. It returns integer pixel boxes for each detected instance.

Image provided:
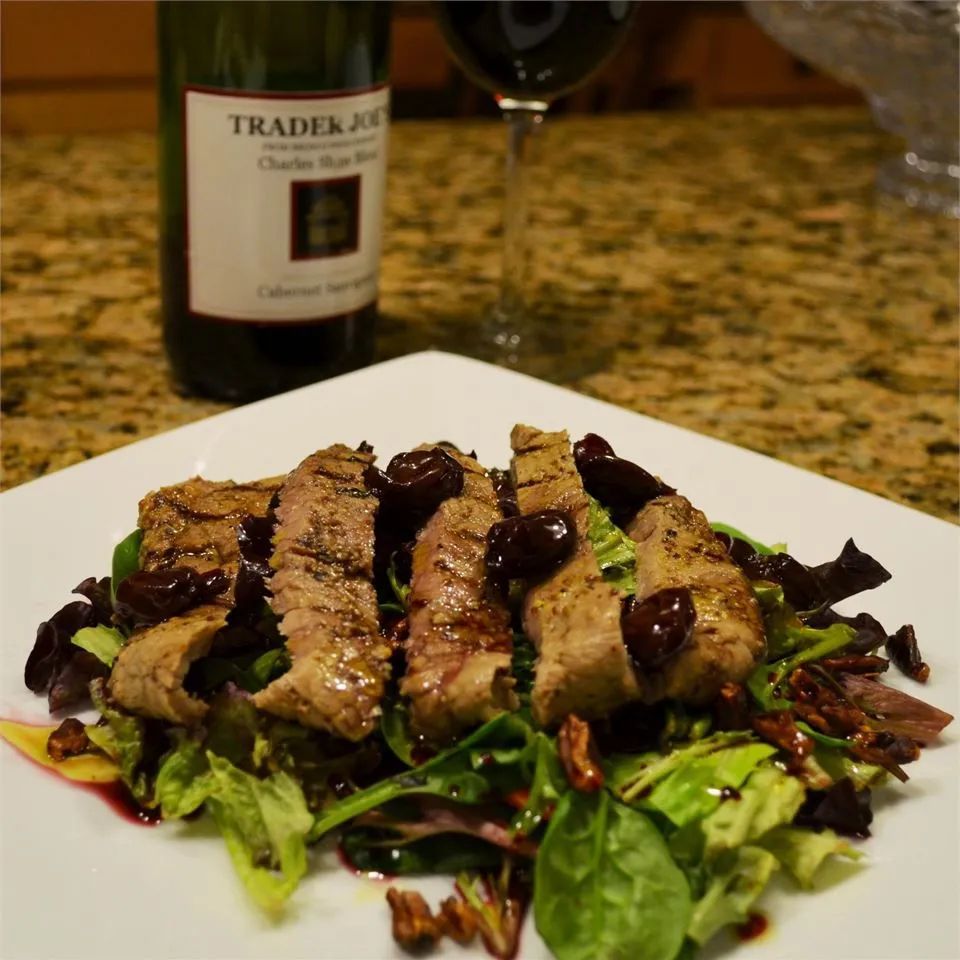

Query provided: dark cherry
[364,448,465,516]
[115,567,228,626]
[489,468,519,518]
[621,587,696,670]
[232,513,275,619]
[573,433,674,518]
[485,511,576,582]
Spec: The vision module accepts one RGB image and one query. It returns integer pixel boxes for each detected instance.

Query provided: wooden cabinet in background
[0,1,860,135]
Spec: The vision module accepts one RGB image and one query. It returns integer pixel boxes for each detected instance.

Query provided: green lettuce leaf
[759,826,861,889]
[86,680,151,802]
[709,522,778,555]
[205,753,313,912]
[155,736,215,819]
[71,625,126,667]
[701,766,805,859]
[586,496,636,594]
[610,731,759,803]
[189,647,290,695]
[110,528,143,602]
[534,790,691,960]
[643,742,777,828]
[687,846,778,945]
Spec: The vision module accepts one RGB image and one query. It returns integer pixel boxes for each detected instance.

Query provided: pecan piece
[438,896,479,944]
[47,717,91,761]
[751,710,814,772]
[557,714,604,792]
[820,654,889,675]
[386,888,442,951]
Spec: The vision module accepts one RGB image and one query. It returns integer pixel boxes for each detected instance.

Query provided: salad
[5,425,953,960]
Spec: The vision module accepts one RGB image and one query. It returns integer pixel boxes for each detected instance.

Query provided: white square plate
[1,352,957,960]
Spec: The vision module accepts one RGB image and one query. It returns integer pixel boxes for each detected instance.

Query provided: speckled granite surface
[2,110,958,520]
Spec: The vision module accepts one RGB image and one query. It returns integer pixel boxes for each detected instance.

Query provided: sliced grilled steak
[627,495,765,704]
[402,447,518,743]
[109,604,227,725]
[511,425,642,727]
[253,445,390,741]
[139,477,280,592]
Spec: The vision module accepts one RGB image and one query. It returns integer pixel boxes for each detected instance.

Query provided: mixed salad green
[13,486,954,960]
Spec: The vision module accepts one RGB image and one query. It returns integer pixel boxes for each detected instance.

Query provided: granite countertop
[2,109,957,520]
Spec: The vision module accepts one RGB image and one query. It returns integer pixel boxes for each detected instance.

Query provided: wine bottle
[157,1,391,401]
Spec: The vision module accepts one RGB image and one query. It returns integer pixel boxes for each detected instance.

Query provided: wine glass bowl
[746,0,960,217]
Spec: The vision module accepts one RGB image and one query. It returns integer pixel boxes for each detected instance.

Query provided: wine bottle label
[184,85,389,323]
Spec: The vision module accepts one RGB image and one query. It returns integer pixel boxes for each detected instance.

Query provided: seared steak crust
[402,447,517,743]
[510,425,642,727]
[253,445,390,741]
[627,495,765,704]
[109,604,227,725]
[139,477,280,591]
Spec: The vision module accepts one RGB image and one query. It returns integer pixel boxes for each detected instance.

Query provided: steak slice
[109,604,227,725]
[402,447,518,744]
[627,495,766,704]
[511,425,642,727]
[139,476,280,592]
[253,444,390,741]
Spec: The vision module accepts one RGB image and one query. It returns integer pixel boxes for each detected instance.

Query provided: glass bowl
[746,0,960,217]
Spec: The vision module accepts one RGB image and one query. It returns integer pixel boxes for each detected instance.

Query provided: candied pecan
[438,897,479,945]
[786,668,869,738]
[751,710,814,771]
[713,681,750,731]
[46,717,91,761]
[557,714,604,792]
[820,655,889,675]
[386,888,442,951]
[886,625,930,683]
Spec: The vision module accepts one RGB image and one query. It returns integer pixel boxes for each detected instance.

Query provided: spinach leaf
[310,712,535,840]
[510,732,566,836]
[380,699,416,767]
[341,828,501,875]
[110,528,143,603]
[586,496,636,594]
[534,790,691,960]
[189,648,290,695]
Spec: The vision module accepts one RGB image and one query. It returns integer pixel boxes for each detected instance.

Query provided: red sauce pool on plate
[736,912,769,942]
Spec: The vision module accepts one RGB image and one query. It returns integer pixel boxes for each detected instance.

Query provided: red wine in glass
[435,1,637,365]
[436,1,635,103]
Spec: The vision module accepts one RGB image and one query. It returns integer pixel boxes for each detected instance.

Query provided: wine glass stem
[497,104,545,338]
